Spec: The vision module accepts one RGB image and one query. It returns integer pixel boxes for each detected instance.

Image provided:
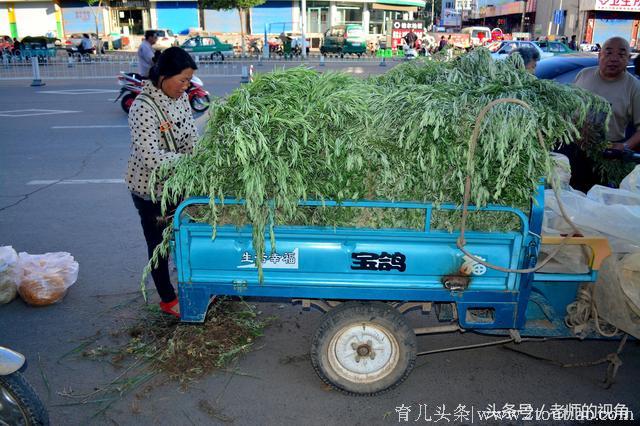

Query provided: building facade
[535,0,640,46]
[463,0,640,46]
[465,0,536,34]
[1,1,64,39]
[1,0,425,40]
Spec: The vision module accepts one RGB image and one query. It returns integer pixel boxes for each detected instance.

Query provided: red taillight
[163,37,169,40]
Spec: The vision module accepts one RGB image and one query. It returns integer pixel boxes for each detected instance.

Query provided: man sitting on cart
[79,34,94,55]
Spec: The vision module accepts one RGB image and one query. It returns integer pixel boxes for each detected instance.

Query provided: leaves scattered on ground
[57,298,269,419]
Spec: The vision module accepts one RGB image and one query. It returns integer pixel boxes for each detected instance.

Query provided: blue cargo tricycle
[170,187,611,395]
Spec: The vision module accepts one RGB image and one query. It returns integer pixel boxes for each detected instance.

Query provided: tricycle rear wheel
[310,301,416,396]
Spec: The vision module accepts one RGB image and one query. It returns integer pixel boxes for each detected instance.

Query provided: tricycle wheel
[310,301,416,396]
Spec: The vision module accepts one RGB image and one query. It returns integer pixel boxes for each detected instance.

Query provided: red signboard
[391,20,425,50]
[595,0,640,12]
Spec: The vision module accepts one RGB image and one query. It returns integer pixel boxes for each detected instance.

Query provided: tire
[190,94,210,113]
[210,52,223,62]
[0,371,49,425]
[310,301,416,396]
[320,47,326,55]
[121,93,136,114]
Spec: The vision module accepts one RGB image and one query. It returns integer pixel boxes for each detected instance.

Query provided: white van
[461,26,492,47]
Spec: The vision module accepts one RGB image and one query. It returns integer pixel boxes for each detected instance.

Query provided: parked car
[320,24,366,57]
[0,35,13,50]
[488,40,552,60]
[20,36,62,49]
[150,29,179,50]
[461,26,491,47]
[533,40,574,56]
[180,36,234,60]
[535,52,636,83]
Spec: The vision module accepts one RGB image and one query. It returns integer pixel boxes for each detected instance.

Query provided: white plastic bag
[17,252,79,306]
[543,186,640,253]
[593,254,640,339]
[619,165,640,193]
[0,246,19,304]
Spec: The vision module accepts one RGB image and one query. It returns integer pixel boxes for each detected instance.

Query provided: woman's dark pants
[131,193,176,303]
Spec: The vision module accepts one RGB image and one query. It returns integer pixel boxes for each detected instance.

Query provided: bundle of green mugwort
[148,49,611,279]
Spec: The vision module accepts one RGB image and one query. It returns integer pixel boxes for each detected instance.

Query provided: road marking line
[38,89,120,95]
[0,109,80,117]
[27,179,125,185]
[51,125,128,129]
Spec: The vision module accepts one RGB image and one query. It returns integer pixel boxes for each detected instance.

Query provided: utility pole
[301,0,307,58]
[520,0,527,33]
[431,0,436,31]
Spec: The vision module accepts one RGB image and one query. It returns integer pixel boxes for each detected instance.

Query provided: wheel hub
[328,322,399,383]
[352,341,376,361]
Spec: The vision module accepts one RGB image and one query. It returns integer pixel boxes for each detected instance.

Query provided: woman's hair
[509,47,540,69]
[149,47,198,87]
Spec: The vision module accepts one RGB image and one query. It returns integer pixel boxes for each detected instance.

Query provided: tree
[86,0,104,55]
[201,0,266,55]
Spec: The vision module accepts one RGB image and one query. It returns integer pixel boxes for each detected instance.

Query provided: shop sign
[110,0,150,8]
[391,20,424,49]
[595,0,640,12]
[442,8,461,27]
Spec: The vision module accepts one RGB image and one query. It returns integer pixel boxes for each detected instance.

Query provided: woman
[126,47,199,318]
[509,47,540,74]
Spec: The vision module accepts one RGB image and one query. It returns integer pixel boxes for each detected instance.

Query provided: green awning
[373,0,426,8]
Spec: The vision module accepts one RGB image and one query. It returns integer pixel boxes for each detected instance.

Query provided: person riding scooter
[78,33,94,55]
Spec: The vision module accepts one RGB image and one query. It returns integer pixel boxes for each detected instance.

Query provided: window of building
[369,9,403,35]
[306,1,329,34]
[337,3,362,25]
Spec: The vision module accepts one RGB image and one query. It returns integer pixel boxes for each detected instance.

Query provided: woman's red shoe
[159,299,180,319]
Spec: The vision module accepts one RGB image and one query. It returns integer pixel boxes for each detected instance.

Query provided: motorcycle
[115,72,211,114]
[65,45,95,62]
[0,346,49,425]
[402,42,418,60]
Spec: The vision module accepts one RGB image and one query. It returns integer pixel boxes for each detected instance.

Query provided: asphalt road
[0,69,639,426]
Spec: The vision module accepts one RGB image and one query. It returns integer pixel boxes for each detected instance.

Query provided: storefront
[296,0,423,37]
[152,0,198,35]
[197,0,423,37]
[110,0,150,36]
[582,1,640,46]
[368,2,423,35]
[469,0,536,35]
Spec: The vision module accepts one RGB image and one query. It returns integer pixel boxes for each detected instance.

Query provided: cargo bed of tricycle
[170,188,611,395]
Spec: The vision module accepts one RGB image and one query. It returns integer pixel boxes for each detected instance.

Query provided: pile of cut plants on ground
[148,49,612,278]
[58,297,267,418]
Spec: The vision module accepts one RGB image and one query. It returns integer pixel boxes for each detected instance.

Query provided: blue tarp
[61,2,105,35]
[156,2,199,35]
[251,1,293,34]
[204,9,241,33]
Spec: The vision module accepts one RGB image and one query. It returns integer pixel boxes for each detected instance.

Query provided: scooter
[0,346,49,425]
[66,45,95,62]
[402,42,418,60]
[115,72,211,114]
